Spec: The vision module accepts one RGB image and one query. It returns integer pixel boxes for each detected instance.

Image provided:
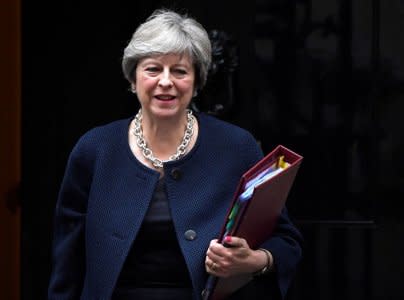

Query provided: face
[134,53,195,120]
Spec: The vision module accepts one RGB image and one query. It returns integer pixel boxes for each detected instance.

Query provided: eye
[144,66,160,75]
[146,67,159,72]
[175,68,187,74]
[173,68,187,77]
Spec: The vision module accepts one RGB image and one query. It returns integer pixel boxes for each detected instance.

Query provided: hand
[205,236,269,278]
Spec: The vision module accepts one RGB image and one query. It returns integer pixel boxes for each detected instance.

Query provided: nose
[158,69,173,88]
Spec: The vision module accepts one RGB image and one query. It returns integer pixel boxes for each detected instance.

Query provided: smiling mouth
[155,95,176,101]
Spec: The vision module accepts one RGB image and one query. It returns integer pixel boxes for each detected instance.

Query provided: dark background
[22,0,404,299]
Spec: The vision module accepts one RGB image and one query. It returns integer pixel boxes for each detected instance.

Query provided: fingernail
[224,236,232,243]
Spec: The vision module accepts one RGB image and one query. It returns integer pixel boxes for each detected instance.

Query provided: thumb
[223,235,244,248]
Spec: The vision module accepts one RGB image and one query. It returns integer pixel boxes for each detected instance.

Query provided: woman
[48,9,303,300]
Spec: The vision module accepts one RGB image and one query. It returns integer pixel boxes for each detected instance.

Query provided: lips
[155,95,176,101]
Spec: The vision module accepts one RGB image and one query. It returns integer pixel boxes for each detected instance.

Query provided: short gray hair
[122,9,212,91]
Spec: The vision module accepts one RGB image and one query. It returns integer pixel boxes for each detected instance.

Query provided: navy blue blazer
[48,113,302,300]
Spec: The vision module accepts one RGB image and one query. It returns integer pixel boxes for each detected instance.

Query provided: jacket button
[170,168,182,180]
[184,229,197,241]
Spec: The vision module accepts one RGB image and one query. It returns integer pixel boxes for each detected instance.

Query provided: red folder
[202,145,303,300]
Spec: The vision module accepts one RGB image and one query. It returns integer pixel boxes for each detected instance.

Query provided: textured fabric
[48,112,303,300]
[112,287,193,300]
[113,177,192,291]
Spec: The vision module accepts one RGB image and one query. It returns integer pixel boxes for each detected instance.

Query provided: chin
[153,105,188,116]
[149,108,181,119]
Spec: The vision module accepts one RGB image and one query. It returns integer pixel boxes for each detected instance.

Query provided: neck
[140,110,190,160]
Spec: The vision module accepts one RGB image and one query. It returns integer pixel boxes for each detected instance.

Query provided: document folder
[202,145,303,300]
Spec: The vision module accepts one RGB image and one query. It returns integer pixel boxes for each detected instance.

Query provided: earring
[131,86,136,94]
[193,90,198,97]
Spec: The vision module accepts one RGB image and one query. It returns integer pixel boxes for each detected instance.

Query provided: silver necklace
[132,109,195,169]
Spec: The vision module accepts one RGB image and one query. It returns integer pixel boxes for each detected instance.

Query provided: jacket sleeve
[231,207,303,300]
[48,135,93,300]
[262,207,303,299]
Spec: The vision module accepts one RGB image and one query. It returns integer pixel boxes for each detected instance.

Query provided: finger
[210,262,218,272]
[223,236,247,248]
[207,248,224,264]
[208,240,227,256]
[205,258,220,274]
[208,239,219,247]
[205,256,214,271]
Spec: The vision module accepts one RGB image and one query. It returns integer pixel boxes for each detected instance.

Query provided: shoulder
[75,118,130,146]
[60,118,134,185]
[197,112,264,164]
[197,112,261,153]
[69,118,131,160]
[198,112,257,143]
[79,118,130,143]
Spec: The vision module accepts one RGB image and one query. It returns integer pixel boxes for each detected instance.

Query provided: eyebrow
[140,60,192,69]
